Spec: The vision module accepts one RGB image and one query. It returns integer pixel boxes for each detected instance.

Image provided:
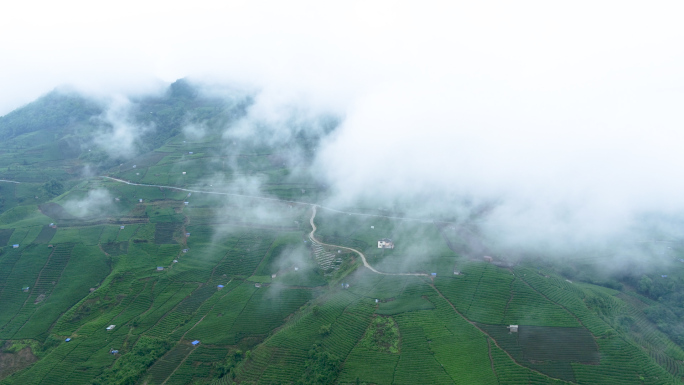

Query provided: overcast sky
[3,0,684,248]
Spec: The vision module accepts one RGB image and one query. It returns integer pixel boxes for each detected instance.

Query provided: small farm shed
[217,285,224,290]
[157,266,164,271]
[12,244,19,248]
[106,325,116,331]
[483,256,493,263]
[509,325,518,333]
[192,340,200,346]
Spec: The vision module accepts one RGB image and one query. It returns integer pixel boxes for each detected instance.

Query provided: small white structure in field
[375,299,379,303]
[370,226,374,229]
[106,325,116,331]
[139,199,143,203]
[378,239,394,249]
[120,226,125,230]
[184,202,189,205]
[12,244,19,248]
[132,165,137,168]
[189,152,193,154]
[294,267,299,271]
[156,266,164,271]
[182,249,188,253]
[173,260,178,263]
[115,197,120,201]
[255,283,261,288]
[271,274,277,279]
[483,256,493,263]
[508,325,518,333]
[136,173,139,175]
[182,171,186,175]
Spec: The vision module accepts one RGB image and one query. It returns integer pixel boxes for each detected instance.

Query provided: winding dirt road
[100,176,435,224]
[101,175,432,276]
[308,205,428,277]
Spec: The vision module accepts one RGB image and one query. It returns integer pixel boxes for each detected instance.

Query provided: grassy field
[2,83,684,384]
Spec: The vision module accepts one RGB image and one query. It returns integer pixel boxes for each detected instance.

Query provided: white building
[509,325,518,333]
[106,325,116,331]
[378,239,394,249]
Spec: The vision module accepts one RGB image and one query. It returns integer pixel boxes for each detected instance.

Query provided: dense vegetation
[1,80,684,384]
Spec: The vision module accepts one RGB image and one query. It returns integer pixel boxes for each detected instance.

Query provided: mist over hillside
[2,2,684,384]
[2,76,684,275]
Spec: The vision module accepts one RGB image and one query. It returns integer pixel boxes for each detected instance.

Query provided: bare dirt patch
[0,344,38,380]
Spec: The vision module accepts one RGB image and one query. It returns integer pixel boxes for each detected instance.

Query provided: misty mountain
[0,91,102,141]
[2,80,684,385]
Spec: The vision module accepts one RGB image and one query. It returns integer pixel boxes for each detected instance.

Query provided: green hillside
[1,81,684,384]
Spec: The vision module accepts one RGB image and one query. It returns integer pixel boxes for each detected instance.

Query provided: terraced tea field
[2,84,684,384]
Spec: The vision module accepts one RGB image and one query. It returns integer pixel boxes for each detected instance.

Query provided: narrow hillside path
[100,176,436,224]
[0,179,20,184]
[160,345,197,385]
[308,205,428,277]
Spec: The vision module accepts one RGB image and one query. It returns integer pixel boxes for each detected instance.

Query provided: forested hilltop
[1,80,684,384]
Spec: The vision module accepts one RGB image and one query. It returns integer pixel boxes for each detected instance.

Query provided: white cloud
[92,96,152,159]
